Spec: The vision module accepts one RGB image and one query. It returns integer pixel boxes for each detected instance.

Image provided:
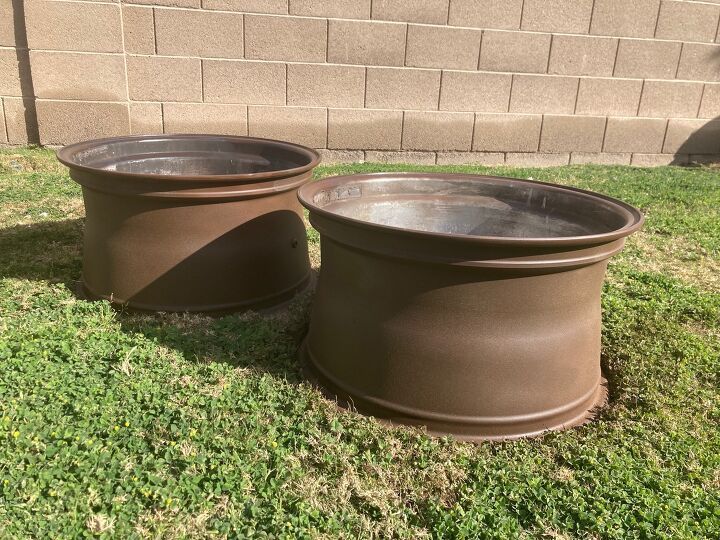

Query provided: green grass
[1,148,719,539]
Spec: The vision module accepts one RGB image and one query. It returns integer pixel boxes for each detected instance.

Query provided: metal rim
[298,172,645,247]
[299,340,609,442]
[57,134,322,183]
[79,272,312,314]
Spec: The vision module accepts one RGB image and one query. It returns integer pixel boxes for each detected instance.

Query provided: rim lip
[298,172,645,247]
[56,134,322,182]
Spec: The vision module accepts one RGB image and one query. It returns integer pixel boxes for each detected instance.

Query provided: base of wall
[3,144,717,169]
[318,150,719,167]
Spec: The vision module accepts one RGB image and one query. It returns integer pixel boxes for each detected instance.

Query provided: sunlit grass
[1,148,718,538]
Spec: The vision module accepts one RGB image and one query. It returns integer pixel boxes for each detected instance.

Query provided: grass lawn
[0,147,718,539]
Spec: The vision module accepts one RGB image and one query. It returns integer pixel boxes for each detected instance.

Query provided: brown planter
[298,173,643,440]
[58,134,320,312]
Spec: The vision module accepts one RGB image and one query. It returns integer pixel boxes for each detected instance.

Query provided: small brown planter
[58,134,320,312]
[298,173,643,441]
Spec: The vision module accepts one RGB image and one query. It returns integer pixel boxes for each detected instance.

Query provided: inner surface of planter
[315,177,630,238]
[299,173,643,441]
[66,136,313,177]
[58,135,320,313]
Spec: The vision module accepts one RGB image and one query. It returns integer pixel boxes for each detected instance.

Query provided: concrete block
[436,151,505,165]
[0,0,16,46]
[203,60,285,105]
[570,152,631,165]
[698,84,720,119]
[448,0,522,30]
[575,78,643,116]
[473,113,542,152]
[154,8,243,58]
[439,71,511,113]
[290,0,370,18]
[248,105,326,147]
[638,81,703,119]
[2,98,38,144]
[663,119,720,154]
[365,150,436,164]
[631,153,687,166]
[164,103,248,136]
[287,64,365,107]
[25,0,122,52]
[0,100,8,143]
[372,0,449,24]
[202,0,286,12]
[548,36,617,77]
[245,15,326,62]
[317,149,365,164]
[505,153,570,166]
[129,103,163,135]
[479,31,551,74]
[123,6,155,55]
[655,0,720,43]
[603,117,667,153]
[30,51,126,101]
[130,0,200,7]
[539,115,606,153]
[36,100,129,145]
[0,49,24,96]
[402,111,474,151]
[328,19,406,66]
[365,67,441,110]
[406,24,482,71]
[127,56,201,102]
[590,0,660,38]
[509,75,578,115]
[677,43,720,83]
[613,39,682,80]
[328,108,403,150]
[521,0,593,34]
[0,101,6,143]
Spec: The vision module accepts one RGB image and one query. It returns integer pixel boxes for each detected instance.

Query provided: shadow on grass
[117,294,313,380]
[0,218,83,286]
[0,217,313,379]
[0,218,647,412]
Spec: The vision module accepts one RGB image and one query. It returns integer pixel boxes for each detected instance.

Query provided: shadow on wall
[671,115,720,166]
[670,46,720,165]
[6,0,720,159]
[11,0,39,144]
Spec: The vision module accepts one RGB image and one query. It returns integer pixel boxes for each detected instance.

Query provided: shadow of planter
[0,218,83,284]
[0,217,313,380]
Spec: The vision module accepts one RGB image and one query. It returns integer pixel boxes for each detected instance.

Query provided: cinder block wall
[3,0,720,166]
[1,0,38,146]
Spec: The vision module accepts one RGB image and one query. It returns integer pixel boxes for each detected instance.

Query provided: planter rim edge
[57,134,322,183]
[298,172,644,248]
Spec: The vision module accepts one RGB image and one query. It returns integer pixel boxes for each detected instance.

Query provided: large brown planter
[298,173,643,440]
[58,134,320,312]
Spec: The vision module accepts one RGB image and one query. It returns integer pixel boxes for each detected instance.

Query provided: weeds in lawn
[0,149,718,538]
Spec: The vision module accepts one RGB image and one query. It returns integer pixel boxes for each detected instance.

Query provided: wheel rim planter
[298,173,643,441]
[58,134,320,312]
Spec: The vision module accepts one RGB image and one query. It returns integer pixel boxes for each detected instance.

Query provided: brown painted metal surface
[58,134,320,312]
[298,173,643,440]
